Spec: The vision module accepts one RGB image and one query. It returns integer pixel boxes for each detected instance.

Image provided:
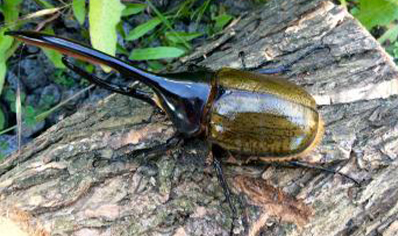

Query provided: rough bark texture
[1,0,398,235]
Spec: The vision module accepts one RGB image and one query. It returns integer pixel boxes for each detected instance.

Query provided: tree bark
[1,0,398,235]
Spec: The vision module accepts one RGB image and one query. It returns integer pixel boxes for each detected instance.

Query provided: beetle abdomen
[208,69,323,158]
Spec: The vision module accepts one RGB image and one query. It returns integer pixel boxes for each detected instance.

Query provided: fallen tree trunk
[1,0,398,235]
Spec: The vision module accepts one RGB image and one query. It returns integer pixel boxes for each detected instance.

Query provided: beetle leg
[127,135,183,159]
[282,160,360,186]
[62,56,158,107]
[92,135,183,167]
[213,157,237,235]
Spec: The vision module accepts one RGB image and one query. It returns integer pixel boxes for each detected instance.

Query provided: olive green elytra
[208,68,323,160]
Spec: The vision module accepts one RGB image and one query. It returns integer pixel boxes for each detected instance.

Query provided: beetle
[6,30,357,234]
[6,31,323,158]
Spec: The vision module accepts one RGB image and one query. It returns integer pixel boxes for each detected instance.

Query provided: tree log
[1,0,398,235]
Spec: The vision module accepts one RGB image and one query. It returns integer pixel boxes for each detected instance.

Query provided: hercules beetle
[6,31,358,234]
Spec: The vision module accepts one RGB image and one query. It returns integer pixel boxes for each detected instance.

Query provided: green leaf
[72,0,86,25]
[379,25,398,44]
[126,17,162,41]
[145,0,191,49]
[0,29,15,97]
[0,29,13,55]
[129,47,185,60]
[147,60,165,71]
[1,0,23,96]
[339,0,347,8]
[122,3,146,16]
[43,47,65,68]
[86,64,95,73]
[392,41,398,58]
[165,31,203,43]
[42,28,65,69]
[116,21,126,38]
[33,0,54,8]
[3,0,23,24]
[0,59,6,97]
[4,89,16,103]
[214,13,233,31]
[0,108,5,132]
[192,0,211,23]
[1,0,21,49]
[89,0,125,72]
[116,43,129,55]
[24,105,37,126]
[354,0,398,29]
[53,70,75,87]
[3,88,25,105]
